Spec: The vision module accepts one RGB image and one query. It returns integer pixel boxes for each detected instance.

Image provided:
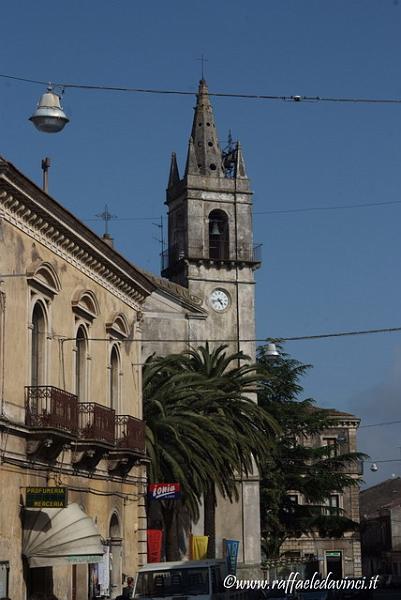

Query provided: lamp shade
[29,90,69,133]
[265,342,280,358]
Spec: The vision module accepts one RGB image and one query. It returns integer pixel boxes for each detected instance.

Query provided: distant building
[278,409,362,579]
[360,477,401,577]
[0,158,155,599]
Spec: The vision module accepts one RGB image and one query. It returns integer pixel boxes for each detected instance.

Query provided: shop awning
[23,502,103,568]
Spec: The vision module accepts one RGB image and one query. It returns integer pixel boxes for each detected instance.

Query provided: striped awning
[23,503,103,568]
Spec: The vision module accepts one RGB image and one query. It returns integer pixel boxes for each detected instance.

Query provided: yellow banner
[190,535,209,560]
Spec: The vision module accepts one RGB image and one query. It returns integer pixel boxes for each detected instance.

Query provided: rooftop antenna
[222,130,237,178]
[152,216,165,271]
[96,204,117,246]
[41,157,51,193]
[197,54,208,80]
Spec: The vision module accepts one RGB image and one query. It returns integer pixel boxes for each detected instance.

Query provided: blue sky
[1,0,400,486]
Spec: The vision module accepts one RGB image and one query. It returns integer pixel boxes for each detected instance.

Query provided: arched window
[109,513,122,594]
[75,325,88,401]
[208,209,229,260]
[109,345,120,411]
[31,302,47,387]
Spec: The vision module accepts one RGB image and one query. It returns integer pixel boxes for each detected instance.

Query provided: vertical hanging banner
[147,529,163,563]
[89,547,110,597]
[190,535,209,560]
[98,546,110,597]
[224,539,240,575]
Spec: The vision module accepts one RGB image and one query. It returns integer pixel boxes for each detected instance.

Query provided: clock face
[210,289,230,312]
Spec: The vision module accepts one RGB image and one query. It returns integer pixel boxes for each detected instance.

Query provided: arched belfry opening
[208,209,229,260]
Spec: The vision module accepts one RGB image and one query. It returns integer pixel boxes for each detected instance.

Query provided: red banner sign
[147,529,163,563]
[147,483,181,501]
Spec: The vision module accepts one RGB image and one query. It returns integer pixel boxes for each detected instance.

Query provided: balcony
[115,415,145,453]
[25,386,78,435]
[161,242,262,273]
[78,402,115,446]
[108,415,147,475]
[24,386,146,472]
[25,386,79,459]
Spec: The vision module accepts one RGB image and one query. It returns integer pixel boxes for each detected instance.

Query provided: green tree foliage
[257,342,367,559]
[143,343,278,559]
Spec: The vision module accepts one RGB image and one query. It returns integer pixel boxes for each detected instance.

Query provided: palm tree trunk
[161,501,180,561]
[204,485,216,558]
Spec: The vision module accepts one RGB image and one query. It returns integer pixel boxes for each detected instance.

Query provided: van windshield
[135,567,210,598]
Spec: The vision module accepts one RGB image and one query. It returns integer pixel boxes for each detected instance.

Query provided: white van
[133,559,249,600]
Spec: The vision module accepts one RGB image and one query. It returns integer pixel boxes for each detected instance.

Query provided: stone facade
[280,411,362,578]
[0,158,155,600]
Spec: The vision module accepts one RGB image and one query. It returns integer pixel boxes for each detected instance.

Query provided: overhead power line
[254,199,401,216]
[59,325,401,344]
[1,72,401,105]
[84,199,401,224]
[278,326,401,342]
[360,419,401,429]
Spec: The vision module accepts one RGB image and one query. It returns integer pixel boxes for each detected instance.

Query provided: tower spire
[185,137,199,176]
[235,141,247,179]
[185,79,223,177]
[168,152,180,188]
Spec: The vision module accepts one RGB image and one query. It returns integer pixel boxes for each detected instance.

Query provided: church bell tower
[162,79,262,573]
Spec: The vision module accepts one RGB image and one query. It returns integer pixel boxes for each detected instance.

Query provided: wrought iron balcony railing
[78,402,115,445]
[25,386,79,435]
[115,415,146,453]
[25,388,146,458]
[161,242,262,270]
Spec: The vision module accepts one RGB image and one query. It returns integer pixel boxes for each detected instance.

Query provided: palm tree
[143,344,279,559]
[176,343,279,557]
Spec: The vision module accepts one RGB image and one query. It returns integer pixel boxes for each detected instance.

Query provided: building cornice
[0,158,156,309]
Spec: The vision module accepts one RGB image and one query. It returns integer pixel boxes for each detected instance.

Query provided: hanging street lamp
[29,87,69,133]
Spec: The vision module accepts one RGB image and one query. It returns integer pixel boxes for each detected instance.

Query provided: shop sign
[148,483,181,501]
[67,555,103,564]
[25,486,68,508]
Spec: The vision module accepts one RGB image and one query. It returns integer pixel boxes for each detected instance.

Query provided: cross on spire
[197,54,208,80]
[96,204,117,236]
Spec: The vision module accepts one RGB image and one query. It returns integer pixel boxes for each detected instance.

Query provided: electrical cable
[1,72,401,105]
[254,199,401,216]
[83,199,401,224]
[359,420,401,429]
[59,325,401,344]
